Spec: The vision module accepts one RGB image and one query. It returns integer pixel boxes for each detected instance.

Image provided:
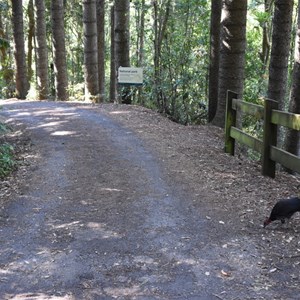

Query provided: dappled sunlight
[103,285,142,298]
[51,131,77,136]
[34,121,66,128]
[50,221,80,230]
[0,268,13,276]
[7,293,74,300]
[86,222,122,239]
[10,112,32,117]
[100,187,123,192]
[109,110,132,115]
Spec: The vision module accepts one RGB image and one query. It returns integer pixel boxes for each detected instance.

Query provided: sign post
[118,67,143,86]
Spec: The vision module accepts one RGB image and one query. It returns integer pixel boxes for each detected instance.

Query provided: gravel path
[0,100,299,300]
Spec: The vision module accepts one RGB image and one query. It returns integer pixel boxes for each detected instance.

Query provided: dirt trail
[0,100,299,300]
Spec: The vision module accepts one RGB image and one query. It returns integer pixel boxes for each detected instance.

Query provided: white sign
[118,67,143,86]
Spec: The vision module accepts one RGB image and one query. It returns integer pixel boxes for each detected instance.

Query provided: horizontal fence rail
[224,90,300,178]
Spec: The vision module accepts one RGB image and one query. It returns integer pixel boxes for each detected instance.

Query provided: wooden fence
[224,90,300,178]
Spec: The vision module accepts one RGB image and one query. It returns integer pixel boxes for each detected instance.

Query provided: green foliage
[131,0,210,124]
[253,11,272,26]
[0,121,16,178]
[68,83,85,101]
[0,37,9,49]
[0,142,16,178]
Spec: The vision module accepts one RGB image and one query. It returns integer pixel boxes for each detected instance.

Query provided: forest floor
[0,99,300,300]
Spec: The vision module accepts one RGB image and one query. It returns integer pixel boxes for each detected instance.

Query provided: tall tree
[110,4,116,102]
[137,0,146,67]
[11,0,29,99]
[97,0,105,102]
[267,0,294,110]
[114,0,131,104]
[34,0,49,100]
[208,0,222,122]
[51,0,68,101]
[153,0,172,112]
[27,0,34,83]
[213,0,248,127]
[284,1,300,166]
[83,0,99,102]
[259,0,274,69]
[135,0,146,104]
[0,8,13,98]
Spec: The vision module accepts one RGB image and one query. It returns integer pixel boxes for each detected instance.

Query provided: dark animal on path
[264,197,300,228]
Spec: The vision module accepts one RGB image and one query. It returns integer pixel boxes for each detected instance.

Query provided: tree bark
[0,11,13,98]
[27,0,34,83]
[110,5,116,102]
[284,2,300,169]
[97,0,105,102]
[34,0,49,100]
[51,0,69,101]
[213,0,248,128]
[114,0,131,104]
[208,0,222,122]
[83,0,99,102]
[153,0,172,112]
[136,0,146,104]
[260,0,274,68]
[267,0,294,110]
[11,0,30,99]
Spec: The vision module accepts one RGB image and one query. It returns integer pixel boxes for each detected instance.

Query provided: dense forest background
[0,0,300,157]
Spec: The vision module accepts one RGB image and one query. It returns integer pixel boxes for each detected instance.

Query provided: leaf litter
[1,102,300,299]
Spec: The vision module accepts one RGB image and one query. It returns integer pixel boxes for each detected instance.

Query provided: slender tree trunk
[213,0,248,127]
[34,0,49,100]
[284,2,300,169]
[260,0,274,68]
[110,5,116,102]
[137,0,145,67]
[208,0,222,122]
[27,0,34,83]
[83,0,99,102]
[137,0,145,104]
[11,0,30,99]
[153,0,172,112]
[0,12,13,98]
[97,0,105,102]
[51,0,69,101]
[114,0,131,104]
[267,0,293,110]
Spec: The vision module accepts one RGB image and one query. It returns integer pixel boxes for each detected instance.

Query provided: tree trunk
[110,5,116,102]
[260,0,274,68]
[153,0,172,112]
[137,0,146,67]
[114,0,131,104]
[27,0,34,83]
[0,11,13,98]
[83,0,99,102]
[97,0,105,102]
[208,0,222,122]
[284,2,300,170]
[267,0,293,110]
[213,0,248,128]
[136,0,146,104]
[11,0,30,99]
[51,0,69,101]
[34,0,49,100]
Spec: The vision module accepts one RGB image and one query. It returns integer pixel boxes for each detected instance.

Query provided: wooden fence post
[262,98,278,178]
[225,90,238,155]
